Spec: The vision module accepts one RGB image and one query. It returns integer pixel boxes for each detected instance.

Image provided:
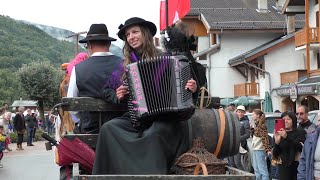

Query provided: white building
[181,0,304,111]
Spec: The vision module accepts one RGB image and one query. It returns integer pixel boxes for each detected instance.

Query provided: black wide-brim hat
[79,24,116,43]
[117,17,157,40]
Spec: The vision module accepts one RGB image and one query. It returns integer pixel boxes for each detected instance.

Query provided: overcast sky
[0,0,160,47]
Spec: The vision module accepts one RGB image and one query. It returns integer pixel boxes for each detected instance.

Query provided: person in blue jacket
[297,112,320,180]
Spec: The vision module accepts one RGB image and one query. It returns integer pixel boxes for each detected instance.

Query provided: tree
[17,61,62,120]
[0,68,20,104]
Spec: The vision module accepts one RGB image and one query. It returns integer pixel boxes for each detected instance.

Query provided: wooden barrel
[188,108,240,159]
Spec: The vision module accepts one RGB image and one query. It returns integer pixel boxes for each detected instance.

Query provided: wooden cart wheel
[193,163,208,175]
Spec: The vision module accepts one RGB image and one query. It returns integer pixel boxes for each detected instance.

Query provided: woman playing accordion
[93,17,199,175]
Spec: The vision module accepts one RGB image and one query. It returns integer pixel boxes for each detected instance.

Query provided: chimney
[257,0,268,13]
[154,37,160,47]
[286,14,296,34]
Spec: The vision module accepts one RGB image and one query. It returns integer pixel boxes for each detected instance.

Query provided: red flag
[160,0,190,31]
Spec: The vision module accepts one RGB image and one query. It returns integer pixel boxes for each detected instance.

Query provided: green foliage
[17,61,57,99]
[0,15,76,108]
[17,61,62,119]
[10,128,45,143]
[0,68,20,103]
[0,15,75,69]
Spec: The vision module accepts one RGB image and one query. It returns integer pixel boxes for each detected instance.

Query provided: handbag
[5,137,11,145]
[8,123,13,130]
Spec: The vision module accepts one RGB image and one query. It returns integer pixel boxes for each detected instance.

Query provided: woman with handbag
[0,112,13,151]
[272,111,306,180]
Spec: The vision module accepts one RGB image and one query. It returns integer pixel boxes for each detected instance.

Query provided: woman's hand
[277,128,287,139]
[274,129,281,145]
[267,151,272,156]
[185,78,197,93]
[116,85,129,100]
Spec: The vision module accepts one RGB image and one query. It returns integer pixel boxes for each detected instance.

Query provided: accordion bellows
[126,55,194,127]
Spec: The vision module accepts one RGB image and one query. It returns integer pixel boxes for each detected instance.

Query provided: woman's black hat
[79,24,116,43]
[117,17,157,40]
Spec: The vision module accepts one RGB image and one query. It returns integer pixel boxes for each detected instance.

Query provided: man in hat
[67,23,125,134]
[227,105,250,170]
[228,103,236,112]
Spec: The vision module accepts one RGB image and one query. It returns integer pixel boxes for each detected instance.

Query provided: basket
[173,137,228,175]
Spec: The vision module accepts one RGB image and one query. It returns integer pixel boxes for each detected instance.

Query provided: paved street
[0,141,59,180]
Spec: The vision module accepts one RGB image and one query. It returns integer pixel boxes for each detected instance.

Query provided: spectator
[0,112,13,152]
[228,103,236,112]
[25,110,37,146]
[297,110,320,180]
[227,105,250,170]
[1,102,9,114]
[272,111,306,180]
[251,109,271,180]
[13,106,25,150]
[0,125,5,168]
[296,105,317,134]
[33,112,38,141]
[47,115,54,136]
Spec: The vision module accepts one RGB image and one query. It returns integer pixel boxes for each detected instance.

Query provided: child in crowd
[0,125,6,168]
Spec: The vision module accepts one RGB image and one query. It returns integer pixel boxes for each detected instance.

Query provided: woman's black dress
[93,53,198,174]
[92,112,190,174]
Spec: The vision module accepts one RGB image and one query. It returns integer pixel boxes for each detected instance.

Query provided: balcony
[234,83,259,97]
[280,70,307,85]
[295,27,319,49]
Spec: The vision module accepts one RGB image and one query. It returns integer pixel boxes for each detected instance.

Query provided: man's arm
[67,68,78,97]
[67,68,80,123]
[297,141,307,180]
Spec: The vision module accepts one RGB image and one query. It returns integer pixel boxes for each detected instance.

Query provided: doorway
[301,96,319,111]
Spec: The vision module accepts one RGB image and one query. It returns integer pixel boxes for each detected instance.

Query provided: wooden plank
[72,165,255,180]
[60,97,128,112]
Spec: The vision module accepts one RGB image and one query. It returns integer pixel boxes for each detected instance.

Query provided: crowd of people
[0,104,56,168]
[224,104,320,180]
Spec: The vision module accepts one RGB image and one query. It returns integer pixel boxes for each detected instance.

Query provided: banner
[160,0,190,31]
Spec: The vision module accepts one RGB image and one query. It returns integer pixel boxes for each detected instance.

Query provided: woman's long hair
[253,109,266,127]
[122,26,161,80]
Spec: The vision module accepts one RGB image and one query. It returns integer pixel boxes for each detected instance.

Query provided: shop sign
[276,84,318,96]
[290,84,297,100]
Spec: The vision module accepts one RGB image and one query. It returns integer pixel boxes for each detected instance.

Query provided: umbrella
[232,96,258,106]
[220,98,234,106]
[263,91,273,112]
[42,133,95,174]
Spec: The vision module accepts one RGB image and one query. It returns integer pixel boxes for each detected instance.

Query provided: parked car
[242,112,282,173]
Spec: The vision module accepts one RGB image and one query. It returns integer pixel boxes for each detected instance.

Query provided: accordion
[126,55,195,128]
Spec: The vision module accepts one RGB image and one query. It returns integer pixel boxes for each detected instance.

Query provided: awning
[275,76,320,97]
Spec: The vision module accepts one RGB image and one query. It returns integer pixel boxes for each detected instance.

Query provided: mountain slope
[22,20,124,58]
[0,15,75,69]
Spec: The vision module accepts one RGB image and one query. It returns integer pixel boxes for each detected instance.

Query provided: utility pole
[66,31,87,56]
